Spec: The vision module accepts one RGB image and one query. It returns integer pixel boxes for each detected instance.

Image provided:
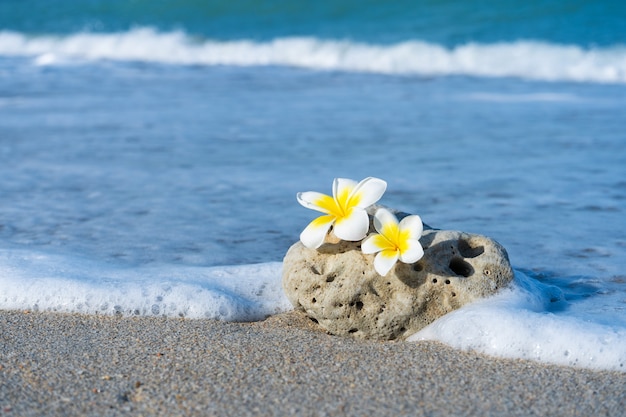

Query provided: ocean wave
[0,248,291,321]
[409,270,626,372]
[1,28,626,83]
[2,247,625,371]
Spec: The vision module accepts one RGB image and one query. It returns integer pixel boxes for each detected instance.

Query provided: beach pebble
[282,214,514,340]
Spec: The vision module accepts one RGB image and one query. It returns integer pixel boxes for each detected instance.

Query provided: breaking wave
[2,28,626,83]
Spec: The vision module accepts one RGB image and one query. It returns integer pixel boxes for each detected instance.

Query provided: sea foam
[408,271,626,372]
[0,249,291,321]
[1,28,626,83]
[2,248,625,371]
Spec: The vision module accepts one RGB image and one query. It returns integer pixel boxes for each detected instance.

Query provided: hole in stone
[311,266,322,275]
[399,327,406,333]
[355,301,364,310]
[412,263,423,272]
[451,292,456,297]
[457,239,485,258]
[449,257,474,277]
[309,317,319,324]
[326,273,336,283]
[445,279,451,285]
[432,278,438,284]
[311,298,316,303]
[348,328,358,333]
[484,269,491,276]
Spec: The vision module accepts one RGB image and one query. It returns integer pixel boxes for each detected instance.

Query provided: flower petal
[333,178,358,212]
[350,177,387,208]
[361,233,394,254]
[333,178,358,198]
[374,250,399,276]
[373,208,399,235]
[399,239,425,264]
[399,214,423,240]
[333,207,369,242]
[300,215,335,249]
[297,191,336,215]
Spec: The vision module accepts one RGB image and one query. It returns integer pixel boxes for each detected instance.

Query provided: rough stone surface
[282,214,514,340]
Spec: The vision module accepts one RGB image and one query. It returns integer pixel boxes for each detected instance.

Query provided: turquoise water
[0,0,625,370]
[2,0,625,46]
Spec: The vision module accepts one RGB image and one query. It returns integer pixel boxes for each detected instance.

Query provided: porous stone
[282,214,514,341]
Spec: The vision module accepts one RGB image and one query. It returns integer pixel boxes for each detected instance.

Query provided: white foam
[1,248,625,371]
[408,271,626,372]
[0,249,292,321]
[1,28,626,83]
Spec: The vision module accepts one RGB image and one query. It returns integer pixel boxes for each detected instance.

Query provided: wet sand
[1,310,623,416]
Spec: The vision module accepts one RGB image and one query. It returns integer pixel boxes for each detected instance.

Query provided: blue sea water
[1,0,626,46]
[0,0,625,370]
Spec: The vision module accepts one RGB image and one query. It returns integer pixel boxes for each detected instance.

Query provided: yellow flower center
[380,222,410,254]
[315,186,359,219]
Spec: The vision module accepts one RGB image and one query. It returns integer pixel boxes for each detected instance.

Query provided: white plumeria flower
[297,177,387,249]
[361,208,424,276]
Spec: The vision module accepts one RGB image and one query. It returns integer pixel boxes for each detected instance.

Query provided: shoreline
[1,310,624,416]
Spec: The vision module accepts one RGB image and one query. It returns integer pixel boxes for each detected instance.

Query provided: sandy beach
[0,310,623,417]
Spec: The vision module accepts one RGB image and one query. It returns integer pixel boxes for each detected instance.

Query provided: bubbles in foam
[1,248,625,371]
[1,28,626,83]
[0,248,292,321]
[408,271,626,372]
